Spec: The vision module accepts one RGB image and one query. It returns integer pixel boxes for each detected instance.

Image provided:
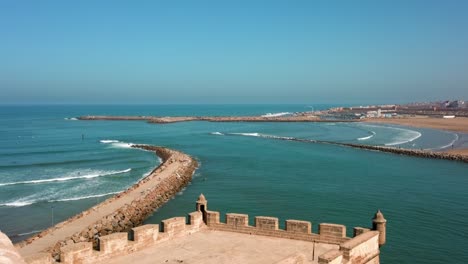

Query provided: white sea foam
[432,133,459,150]
[261,112,291,118]
[100,139,134,148]
[64,117,78,121]
[50,191,121,202]
[231,132,261,137]
[210,132,224,136]
[177,187,186,195]
[0,191,123,207]
[358,124,423,146]
[100,139,120,143]
[17,229,42,237]
[0,169,131,187]
[0,201,34,207]
[111,142,133,148]
[357,131,376,141]
[229,132,295,141]
[385,132,422,146]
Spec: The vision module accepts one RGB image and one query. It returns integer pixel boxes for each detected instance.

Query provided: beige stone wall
[19,211,381,264]
[15,207,383,264]
[205,211,349,245]
[318,231,381,264]
[22,212,204,264]
[204,210,382,264]
[340,231,380,264]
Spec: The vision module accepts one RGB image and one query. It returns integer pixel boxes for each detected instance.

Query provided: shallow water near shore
[1,104,467,264]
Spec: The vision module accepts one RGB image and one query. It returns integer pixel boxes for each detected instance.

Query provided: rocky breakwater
[78,115,153,121]
[78,115,359,124]
[237,134,468,163]
[16,145,198,262]
[338,143,468,163]
[147,115,324,123]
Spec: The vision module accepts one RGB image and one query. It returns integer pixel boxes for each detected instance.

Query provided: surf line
[226,133,468,163]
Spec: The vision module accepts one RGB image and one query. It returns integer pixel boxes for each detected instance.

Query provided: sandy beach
[364,116,468,157]
[364,116,468,133]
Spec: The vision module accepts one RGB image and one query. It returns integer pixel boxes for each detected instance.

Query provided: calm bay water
[0,105,467,263]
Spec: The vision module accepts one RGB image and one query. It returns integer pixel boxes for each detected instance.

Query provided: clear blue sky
[1,1,467,104]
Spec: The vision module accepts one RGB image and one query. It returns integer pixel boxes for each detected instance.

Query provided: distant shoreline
[77,114,468,159]
[364,116,468,134]
[77,114,468,133]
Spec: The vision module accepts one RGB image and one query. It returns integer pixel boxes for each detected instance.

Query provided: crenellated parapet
[200,195,386,264]
[16,194,386,264]
[21,211,204,264]
[203,210,350,245]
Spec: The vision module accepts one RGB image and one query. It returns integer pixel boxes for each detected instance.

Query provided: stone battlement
[205,211,350,245]
[0,195,386,264]
[23,212,205,264]
[11,194,386,264]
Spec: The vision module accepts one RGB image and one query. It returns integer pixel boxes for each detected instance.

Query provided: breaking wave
[64,117,78,121]
[261,112,292,118]
[357,131,376,141]
[210,132,224,136]
[229,132,295,141]
[359,124,422,146]
[50,191,121,202]
[231,132,261,137]
[432,133,459,150]
[15,230,43,237]
[0,168,131,187]
[0,191,121,207]
[0,201,34,207]
[100,139,134,148]
[99,139,119,143]
[384,132,422,146]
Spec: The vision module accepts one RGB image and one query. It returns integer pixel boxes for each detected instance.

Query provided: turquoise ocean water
[0,105,467,263]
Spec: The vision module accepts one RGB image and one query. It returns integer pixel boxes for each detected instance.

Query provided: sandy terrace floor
[105,230,337,264]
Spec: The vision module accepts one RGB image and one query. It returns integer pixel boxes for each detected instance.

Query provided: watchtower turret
[196,194,208,223]
[372,210,387,246]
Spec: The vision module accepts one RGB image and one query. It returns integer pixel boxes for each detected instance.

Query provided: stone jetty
[16,145,198,261]
[244,134,468,163]
[77,115,357,124]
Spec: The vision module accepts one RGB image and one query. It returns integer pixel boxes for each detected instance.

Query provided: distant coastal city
[306,100,468,119]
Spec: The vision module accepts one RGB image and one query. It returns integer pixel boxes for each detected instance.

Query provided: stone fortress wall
[198,194,386,264]
[14,194,386,264]
[23,211,205,264]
